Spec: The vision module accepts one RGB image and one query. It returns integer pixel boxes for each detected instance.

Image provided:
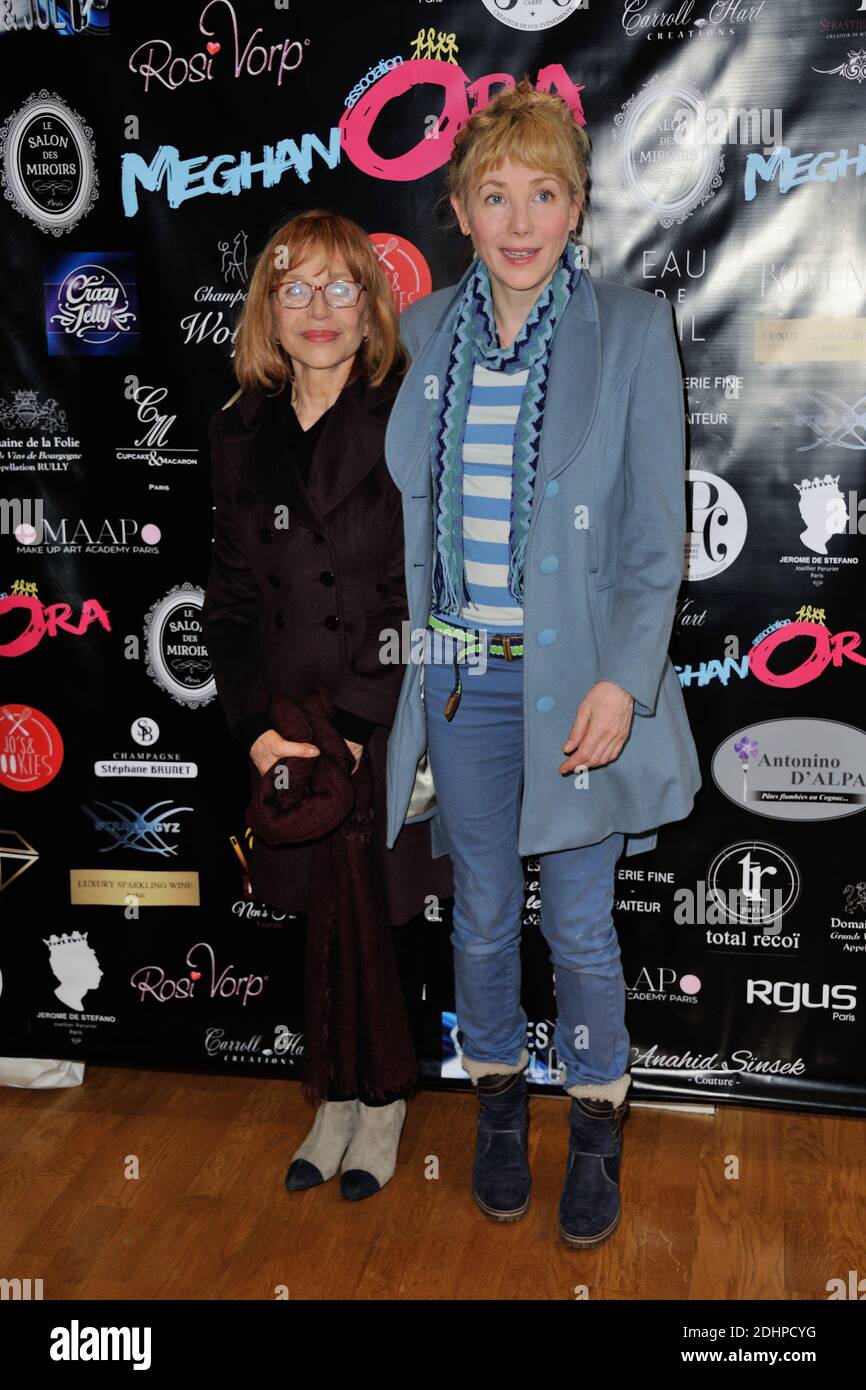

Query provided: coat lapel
[220,374,401,531]
[387,261,602,491]
[307,375,399,518]
[538,262,601,481]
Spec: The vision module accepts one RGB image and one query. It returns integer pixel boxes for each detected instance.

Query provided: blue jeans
[423,645,630,1098]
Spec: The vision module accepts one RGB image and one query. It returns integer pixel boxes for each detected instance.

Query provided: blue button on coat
[383,262,702,860]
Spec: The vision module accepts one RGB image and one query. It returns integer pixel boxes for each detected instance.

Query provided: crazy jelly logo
[2,1,110,35]
[44,252,139,356]
[127,0,305,92]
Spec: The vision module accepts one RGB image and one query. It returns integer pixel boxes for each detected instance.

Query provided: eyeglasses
[270,279,366,309]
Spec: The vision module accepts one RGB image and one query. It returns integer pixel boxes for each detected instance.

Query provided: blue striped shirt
[432,362,528,633]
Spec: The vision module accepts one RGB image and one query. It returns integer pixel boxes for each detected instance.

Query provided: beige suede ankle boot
[340,1099,407,1202]
[285,1099,359,1191]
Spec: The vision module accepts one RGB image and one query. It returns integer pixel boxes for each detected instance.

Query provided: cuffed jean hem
[566,1073,632,1108]
[461,1047,530,1084]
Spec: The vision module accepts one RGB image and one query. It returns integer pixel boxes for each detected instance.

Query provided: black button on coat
[201,369,452,923]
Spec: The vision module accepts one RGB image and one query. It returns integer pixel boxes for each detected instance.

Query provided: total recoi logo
[49,1319,151,1369]
[704,841,800,931]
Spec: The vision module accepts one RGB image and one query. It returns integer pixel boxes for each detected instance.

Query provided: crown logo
[794,473,841,495]
[43,931,90,947]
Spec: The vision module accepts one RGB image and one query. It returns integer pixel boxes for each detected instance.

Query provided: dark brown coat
[201,369,452,922]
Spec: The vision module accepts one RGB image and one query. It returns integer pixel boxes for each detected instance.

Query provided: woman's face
[451,158,581,300]
[271,249,369,375]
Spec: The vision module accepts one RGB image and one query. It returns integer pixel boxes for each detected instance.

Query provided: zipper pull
[444,655,462,721]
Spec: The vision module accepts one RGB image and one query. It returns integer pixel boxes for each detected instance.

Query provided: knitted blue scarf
[431,241,579,616]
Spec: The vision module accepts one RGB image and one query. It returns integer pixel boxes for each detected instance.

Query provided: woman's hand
[343,739,364,775]
[559,681,635,775]
[250,729,319,778]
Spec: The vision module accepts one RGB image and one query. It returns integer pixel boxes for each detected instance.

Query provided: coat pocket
[588,525,616,590]
[586,577,614,649]
[588,525,599,573]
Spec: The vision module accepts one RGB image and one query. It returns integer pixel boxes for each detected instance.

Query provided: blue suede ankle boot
[559,1096,629,1248]
[472,1070,530,1222]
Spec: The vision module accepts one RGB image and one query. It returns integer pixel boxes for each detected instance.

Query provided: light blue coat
[383,260,702,860]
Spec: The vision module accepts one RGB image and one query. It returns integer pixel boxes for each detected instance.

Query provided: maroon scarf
[247,692,416,1107]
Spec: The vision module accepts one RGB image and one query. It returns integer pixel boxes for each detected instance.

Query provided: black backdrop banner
[2,0,865,1113]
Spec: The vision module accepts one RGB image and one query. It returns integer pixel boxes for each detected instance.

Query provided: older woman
[202,209,452,1203]
[384,83,701,1246]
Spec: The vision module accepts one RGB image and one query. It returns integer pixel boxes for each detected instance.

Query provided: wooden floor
[0,1064,861,1300]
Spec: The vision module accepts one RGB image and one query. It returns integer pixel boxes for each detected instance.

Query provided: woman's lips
[500,247,541,263]
[301,330,339,341]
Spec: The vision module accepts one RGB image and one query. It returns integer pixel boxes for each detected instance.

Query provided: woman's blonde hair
[233,209,408,393]
[447,78,591,238]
